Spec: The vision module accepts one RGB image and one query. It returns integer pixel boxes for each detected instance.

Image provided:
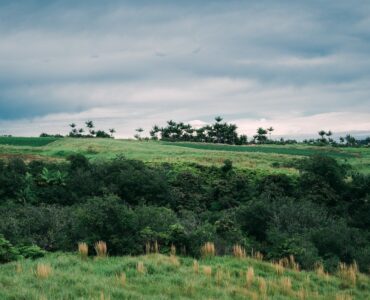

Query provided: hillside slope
[0,253,369,299]
[1,137,369,174]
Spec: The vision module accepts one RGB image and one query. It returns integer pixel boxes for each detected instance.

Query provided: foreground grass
[0,253,369,299]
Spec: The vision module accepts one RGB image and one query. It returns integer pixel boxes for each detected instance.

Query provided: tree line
[134,116,369,147]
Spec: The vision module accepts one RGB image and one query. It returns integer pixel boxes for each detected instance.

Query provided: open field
[1,253,369,300]
[0,137,369,174]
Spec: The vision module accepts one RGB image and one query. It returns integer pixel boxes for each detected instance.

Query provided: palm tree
[267,126,274,139]
[109,128,116,137]
[215,116,223,123]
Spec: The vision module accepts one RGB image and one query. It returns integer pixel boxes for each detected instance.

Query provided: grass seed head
[233,244,246,259]
[201,242,215,258]
[78,242,89,259]
[246,267,254,287]
[94,241,107,258]
[35,263,52,279]
[137,261,145,274]
[203,265,212,277]
[193,260,199,274]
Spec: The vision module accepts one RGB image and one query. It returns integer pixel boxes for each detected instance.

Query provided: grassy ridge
[0,137,58,147]
[1,253,368,299]
[0,137,369,174]
[163,142,356,158]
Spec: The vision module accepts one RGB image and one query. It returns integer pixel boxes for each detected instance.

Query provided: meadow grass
[0,136,58,147]
[0,253,369,299]
[0,137,369,174]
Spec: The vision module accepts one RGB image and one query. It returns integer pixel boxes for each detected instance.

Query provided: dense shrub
[0,155,369,272]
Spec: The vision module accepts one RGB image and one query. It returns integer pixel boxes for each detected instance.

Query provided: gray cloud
[0,1,369,136]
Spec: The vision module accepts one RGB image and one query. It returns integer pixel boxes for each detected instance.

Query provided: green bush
[0,234,20,263]
[17,245,46,259]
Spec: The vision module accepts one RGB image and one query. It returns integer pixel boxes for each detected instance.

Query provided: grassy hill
[0,137,369,174]
[1,252,369,300]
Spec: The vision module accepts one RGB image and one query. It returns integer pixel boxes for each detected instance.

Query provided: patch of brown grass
[78,242,88,259]
[201,242,215,258]
[35,263,52,279]
[203,265,212,277]
[280,277,292,293]
[116,272,126,287]
[338,262,357,287]
[258,277,267,295]
[94,241,107,258]
[232,244,246,259]
[137,261,145,274]
[193,260,199,274]
[246,267,254,287]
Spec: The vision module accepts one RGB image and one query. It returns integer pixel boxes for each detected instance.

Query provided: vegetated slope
[0,137,368,173]
[163,142,355,158]
[0,137,58,147]
[0,253,368,300]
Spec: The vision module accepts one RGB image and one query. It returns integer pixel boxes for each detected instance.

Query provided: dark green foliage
[0,235,20,263]
[16,245,46,259]
[0,154,369,272]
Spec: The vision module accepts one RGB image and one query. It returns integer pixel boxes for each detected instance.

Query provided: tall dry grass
[203,266,212,277]
[137,261,145,274]
[35,263,52,279]
[232,244,246,259]
[258,277,267,295]
[338,262,357,286]
[78,242,89,259]
[280,277,292,293]
[94,241,107,258]
[246,267,254,287]
[215,267,223,286]
[116,272,126,287]
[201,242,215,258]
[193,260,199,274]
[272,261,284,275]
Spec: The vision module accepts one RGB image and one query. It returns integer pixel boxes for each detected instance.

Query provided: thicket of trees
[0,155,369,272]
[138,116,369,147]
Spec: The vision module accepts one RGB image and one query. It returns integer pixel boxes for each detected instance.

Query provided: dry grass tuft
[215,267,223,286]
[35,263,52,279]
[116,272,126,287]
[280,277,292,293]
[233,244,246,259]
[335,293,353,300]
[201,242,215,258]
[100,292,111,300]
[251,250,263,261]
[169,254,180,267]
[15,262,22,274]
[289,255,300,271]
[203,265,212,277]
[78,242,89,259]
[193,260,199,274]
[246,267,254,287]
[315,262,330,281]
[94,241,107,258]
[137,261,145,274]
[296,288,306,300]
[258,277,267,295]
[338,262,357,286]
[280,256,300,271]
[272,261,284,275]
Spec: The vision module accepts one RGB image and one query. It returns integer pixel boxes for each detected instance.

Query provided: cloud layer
[0,0,369,137]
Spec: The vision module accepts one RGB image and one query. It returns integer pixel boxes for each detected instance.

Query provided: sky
[0,0,369,139]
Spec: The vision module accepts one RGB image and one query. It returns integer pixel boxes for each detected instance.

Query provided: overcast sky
[0,0,369,138]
